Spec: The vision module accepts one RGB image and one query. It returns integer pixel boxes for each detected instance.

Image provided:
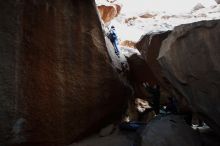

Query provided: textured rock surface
[0,0,130,145]
[158,20,220,135]
[139,115,202,146]
[126,54,158,100]
[136,31,171,89]
[127,54,158,86]
[136,31,191,112]
[135,31,178,102]
[97,4,121,23]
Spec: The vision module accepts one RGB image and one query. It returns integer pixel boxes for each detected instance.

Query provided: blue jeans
[112,41,120,56]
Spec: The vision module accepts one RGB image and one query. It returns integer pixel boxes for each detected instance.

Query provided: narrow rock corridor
[0,0,220,146]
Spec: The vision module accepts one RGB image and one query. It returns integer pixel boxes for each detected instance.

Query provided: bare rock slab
[0,0,131,145]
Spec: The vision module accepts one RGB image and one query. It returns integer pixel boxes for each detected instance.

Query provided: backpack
[107,30,117,42]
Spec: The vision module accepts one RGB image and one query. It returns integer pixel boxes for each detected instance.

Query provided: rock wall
[136,31,171,89]
[0,0,131,145]
[127,54,158,98]
[127,54,158,86]
[158,20,220,135]
[136,31,191,112]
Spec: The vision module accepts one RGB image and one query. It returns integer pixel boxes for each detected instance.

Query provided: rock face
[215,0,220,4]
[97,4,121,23]
[158,20,220,135]
[127,54,158,86]
[136,31,171,89]
[136,31,191,112]
[126,54,158,111]
[0,0,130,145]
[139,116,202,146]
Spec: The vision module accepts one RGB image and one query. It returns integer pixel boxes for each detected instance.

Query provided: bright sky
[118,0,217,14]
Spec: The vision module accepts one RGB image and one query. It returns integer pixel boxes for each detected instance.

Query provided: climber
[107,26,120,57]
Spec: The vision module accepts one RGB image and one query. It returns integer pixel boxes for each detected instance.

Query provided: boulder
[136,31,191,112]
[127,54,158,86]
[215,0,220,4]
[126,99,155,123]
[120,47,140,57]
[126,54,158,98]
[139,115,202,146]
[0,0,131,145]
[126,54,158,110]
[120,40,136,48]
[158,20,220,135]
[97,4,121,23]
[136,31,171,89]
[114,4,121,17]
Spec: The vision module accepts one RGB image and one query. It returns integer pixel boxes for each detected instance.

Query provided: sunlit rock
[97,4,121,23]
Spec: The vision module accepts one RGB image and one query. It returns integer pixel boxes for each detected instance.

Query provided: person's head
[111,26,115,30]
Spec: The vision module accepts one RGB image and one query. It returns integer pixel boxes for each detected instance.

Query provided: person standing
[108,26,120,57]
